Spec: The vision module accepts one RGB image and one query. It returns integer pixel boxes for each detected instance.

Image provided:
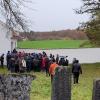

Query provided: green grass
[0,67,8,74]
[0,63,100,100]
[30,63,100,100]
[18,40,92,49]
[72,63,100,100]
[80,41,93,48]
[30,72,51,100]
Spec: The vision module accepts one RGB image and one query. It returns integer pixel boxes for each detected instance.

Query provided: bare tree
[0,0,30,31]
[76,0,100,15]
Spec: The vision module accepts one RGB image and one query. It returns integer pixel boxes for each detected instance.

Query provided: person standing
[10,56,15,72]
[65,56,69,66]
[19,57,26,73]
[0,54,4,67]
[41,55,46,71]
[72,60,82,84]
[59,57,66,66]
[21,57,26,72]
[26,54,32,72]
[13,48,17,54]
[45,56,50,76]
[56,54,59,64]
[15,56,19,73]
[49,59,58,83]
[72,58,77,64]
[6,51,11,69]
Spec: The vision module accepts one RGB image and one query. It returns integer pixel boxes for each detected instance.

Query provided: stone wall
[0,74,35,100]
[52,66,71,100]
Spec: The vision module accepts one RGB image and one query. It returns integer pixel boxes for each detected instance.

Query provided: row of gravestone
[0,67,100,100]
[52,66,100,100]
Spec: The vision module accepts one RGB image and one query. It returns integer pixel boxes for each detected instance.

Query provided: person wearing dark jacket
[72,60,82,84]
[0,54,4,67]
[45,56,50,76]
[59,57,66,66]
[56,54,59,64]
[65,56,69,66]
[6,51,11,69]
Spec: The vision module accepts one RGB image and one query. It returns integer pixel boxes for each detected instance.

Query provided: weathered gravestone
[92,79,100,100]
[52,66,71,100]
[0,74,35,100]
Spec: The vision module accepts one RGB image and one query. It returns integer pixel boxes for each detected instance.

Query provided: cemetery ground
[18,40,92,49]
[0,63,100,100]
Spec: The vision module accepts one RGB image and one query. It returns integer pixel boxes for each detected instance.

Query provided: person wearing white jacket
[22,59,26,68]
[19,57,26,73]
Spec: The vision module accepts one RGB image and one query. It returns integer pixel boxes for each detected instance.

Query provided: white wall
[0,21,12,64]
[18,48,100,64]
[11,39,17,51]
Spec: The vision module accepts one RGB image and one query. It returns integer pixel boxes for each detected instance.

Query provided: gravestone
[0,74,35,100]
[92,79,100,100]
[52,66,71,100]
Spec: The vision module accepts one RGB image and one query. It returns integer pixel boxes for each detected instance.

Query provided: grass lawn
[0,63,100,100]
[18,40,92,49]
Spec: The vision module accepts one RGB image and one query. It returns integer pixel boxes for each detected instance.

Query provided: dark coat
[72,63,82,74]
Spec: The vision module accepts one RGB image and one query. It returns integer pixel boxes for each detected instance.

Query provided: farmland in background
[18,40,92,49]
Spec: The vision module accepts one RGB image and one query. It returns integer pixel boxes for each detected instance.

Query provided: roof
[11,31,20,40]
[11,36,20,40]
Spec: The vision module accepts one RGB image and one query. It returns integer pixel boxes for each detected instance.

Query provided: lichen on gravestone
[0,74,36,100]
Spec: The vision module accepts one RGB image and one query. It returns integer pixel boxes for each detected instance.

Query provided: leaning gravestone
[92,79,100,100]
[51,66,71,100]
[0,74,35,100]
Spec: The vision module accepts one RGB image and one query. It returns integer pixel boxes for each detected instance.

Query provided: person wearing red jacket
[41,56,46,71]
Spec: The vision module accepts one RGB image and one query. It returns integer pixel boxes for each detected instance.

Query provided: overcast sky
[0,0,90,32]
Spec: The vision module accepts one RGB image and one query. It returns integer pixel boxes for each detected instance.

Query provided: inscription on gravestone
[0,74,35,100]
[92,79,100,100]
[52,66,71,100]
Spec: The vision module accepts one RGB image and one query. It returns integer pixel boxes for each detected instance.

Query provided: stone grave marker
[51,66,71,100]
[92,79,100,100]
[0,74,35,100]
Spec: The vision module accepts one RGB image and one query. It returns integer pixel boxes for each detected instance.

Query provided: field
[0,63,100,100]
[18,40,92,49]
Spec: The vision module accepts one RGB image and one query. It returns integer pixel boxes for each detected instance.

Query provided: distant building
[0,20,18,64]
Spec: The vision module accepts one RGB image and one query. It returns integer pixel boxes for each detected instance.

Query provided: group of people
[49,57,82,84]
[1,49,69,73]
[0,49,82,84]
